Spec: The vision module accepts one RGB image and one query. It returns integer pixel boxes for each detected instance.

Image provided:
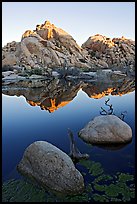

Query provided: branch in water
[100,98,127,121]
[119,111,127,121]
[100,107,108,115]
[105,98,110,105]
[67,128,89,162]
[100,98,114,115]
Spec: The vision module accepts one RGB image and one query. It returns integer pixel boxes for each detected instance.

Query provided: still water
[2,78,135,184]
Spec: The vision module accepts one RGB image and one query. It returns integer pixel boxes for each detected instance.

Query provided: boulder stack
[82,34,135,70]
[2,21,135,74]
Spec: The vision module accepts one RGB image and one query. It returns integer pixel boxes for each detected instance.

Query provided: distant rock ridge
[2,20,135,74]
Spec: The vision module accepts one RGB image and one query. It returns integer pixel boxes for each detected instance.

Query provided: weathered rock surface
[79,115,132,144]
[2,20,135,76]
[17,141,84,195]
[82,34,135,72]
[2,20,91,72]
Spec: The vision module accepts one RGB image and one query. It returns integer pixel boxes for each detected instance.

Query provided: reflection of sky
[2,90,135,181]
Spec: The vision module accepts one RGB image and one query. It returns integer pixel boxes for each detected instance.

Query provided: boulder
[2,53,17,67]
[17,141,84,195]
[81,34,114,53]
[2,71,14,77]
[79,115,132,144]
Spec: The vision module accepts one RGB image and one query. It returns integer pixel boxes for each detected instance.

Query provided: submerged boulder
[78,115,132,144]
[17,141,84,195]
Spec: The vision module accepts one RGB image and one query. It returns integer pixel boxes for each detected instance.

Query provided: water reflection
[82,77,135,98]
[93,142,131,151]
[2,76,135,182]
[2,77,135,113]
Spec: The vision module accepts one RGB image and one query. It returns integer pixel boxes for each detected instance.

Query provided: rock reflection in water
[82,77,135,99]
[2,77,135,113]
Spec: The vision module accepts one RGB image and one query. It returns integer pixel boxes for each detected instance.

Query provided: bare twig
[100,98,127,120]
[119,111,127,121]
[100,98,114,115]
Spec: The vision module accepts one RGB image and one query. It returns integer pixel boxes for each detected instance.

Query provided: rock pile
[2,21,135,75]
[82,34,135,71]
[2,20,91,71]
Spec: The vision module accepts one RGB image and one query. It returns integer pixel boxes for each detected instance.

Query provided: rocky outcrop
[2,20,91,71]
[82,34,135,71]
[2,20,135,75]
[17,141,84,195]
[78,115,132,144]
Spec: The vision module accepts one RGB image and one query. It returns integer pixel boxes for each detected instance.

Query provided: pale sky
[2,2,135,47]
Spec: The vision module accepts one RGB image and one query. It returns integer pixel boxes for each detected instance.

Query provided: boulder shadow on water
[92,141,131,151]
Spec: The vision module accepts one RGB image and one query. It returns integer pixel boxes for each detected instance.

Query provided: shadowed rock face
[17,141,85,195]
[2,20,135,73]
[2,77,135,113]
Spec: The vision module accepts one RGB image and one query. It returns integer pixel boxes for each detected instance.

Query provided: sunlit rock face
[2,20,135,74]
[78,115,132,144]
[2,77,135,113]
[17,141,84,195]
[82,34,115,52]
[82,34,135,70]
[2,20,91,70]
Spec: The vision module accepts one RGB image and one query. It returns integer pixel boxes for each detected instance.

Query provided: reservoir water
[2,77,135,202]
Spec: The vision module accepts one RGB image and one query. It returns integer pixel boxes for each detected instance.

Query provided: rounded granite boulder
[17,141,84,195]
[78,115,132,144]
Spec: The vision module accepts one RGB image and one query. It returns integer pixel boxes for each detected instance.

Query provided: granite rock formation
[2,21,135,75]
[2,20,91,71]
[82,34,135,72]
